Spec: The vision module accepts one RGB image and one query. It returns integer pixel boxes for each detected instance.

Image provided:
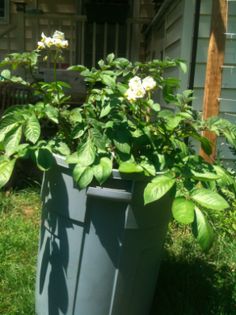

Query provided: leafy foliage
[0,48,236,250]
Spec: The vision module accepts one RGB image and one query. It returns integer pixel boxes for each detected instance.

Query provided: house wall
[192,0,236,164]
[37,0,76,14]
[146,0,236,165]
[145,0,195,91]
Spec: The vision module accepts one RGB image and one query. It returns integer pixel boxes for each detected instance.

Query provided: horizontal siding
[165,1,183,29]
[217,138,236,160]
[228,1,236,15]
[193,0,236,162]
[227,14,236,33]
[165,17,182,49]
[192,88,236,113]
[146,0,194,94]
[196,38,236,63]
[200,1,212,15]
[165,39,181,58]
[147,0,184,63]
[198,15,211,38]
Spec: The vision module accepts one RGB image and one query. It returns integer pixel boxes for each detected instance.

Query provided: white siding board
[193,63,206,88]
[165,39,181,58]
[222,67,236,88]
[218,140,235,160]
[165,17,182,49]
[166,1,183,29]
[198,15,211,38]
[228,1,236,15]
[227,15,236,33]
[200,0,212,15]
[196,38,209,62]
[225,39,236,63]
[192,87,236,113]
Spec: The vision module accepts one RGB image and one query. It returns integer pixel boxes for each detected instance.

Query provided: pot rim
[52,153,166,181]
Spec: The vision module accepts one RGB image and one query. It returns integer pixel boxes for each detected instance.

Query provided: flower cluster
[125,76,157,102]
[37,30,69,50]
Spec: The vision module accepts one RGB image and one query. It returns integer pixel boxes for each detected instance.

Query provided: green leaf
[0,158,16,188]
[72,124,86,139]
[1,69,11,79]
[191,188,229,211]
[140,160,156,176]
[112,127,131,154]
[100,74,116,87]
[119,161,143,174]
[69,108,82,123]
[45,104,59,123]
[178,60,187,73]
[24,114,41,144]
[73,165,93,189]
[73,164,86,182]
[78,167,93,189]
[77,137,96,166]
[54,142,71,156]
[0,117,18,142]
[192,207,214,251]
[166,116,183,130]
[114,139,130,154]
[172,197,195,224]
[4,126,22,156]
[192,134,212,156]
[106,53,115,64]
[67,65,87,72]
[100,104,111,118]
[117,83,127,94]
[144,175,176,205]
[150,102,160,112]
[93,157,112,184]
[191,170,221,181]
[36,148,53,171]
[66,152,80,164]
[98,59,105,68]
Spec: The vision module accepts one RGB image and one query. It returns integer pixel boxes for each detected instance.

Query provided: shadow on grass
[151,248,236,315]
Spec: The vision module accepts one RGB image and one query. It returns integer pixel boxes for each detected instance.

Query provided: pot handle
[87,186,132,203]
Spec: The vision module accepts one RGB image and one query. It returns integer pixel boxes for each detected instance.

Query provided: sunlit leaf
[0,157,16,188]
[192,207,214,251]
[144,175,176,205]
[119,161,143,174]
[172,197,195,224]
[25,114,41,144]
[191,189,229,211]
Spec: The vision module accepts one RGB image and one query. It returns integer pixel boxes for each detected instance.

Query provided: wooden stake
[200,0,228,163]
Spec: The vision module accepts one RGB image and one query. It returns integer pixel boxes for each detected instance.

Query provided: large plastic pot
[35,155,173,315]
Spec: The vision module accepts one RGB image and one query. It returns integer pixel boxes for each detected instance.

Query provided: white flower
[142,76,156,91]
[37,30,68,50]
[128,76,142,90]
[52,30,65,41]
[37,41,46,50]
[40,32,47,43]
[125,88,137,102]
[133,86,146,98]
[60,40,69,48]
[44,37,54,48]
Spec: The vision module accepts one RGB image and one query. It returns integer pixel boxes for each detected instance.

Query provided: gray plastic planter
[35,155,173,315]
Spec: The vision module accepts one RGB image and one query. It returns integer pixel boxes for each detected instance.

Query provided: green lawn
[0,188,235,315]
[0,188,40,315]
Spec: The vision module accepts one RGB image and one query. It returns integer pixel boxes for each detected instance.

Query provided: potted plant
[0,31,235,315]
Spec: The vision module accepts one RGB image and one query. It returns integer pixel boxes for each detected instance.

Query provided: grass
[0,188,235,315]
[151,224,236,315]
[0,188,41,315]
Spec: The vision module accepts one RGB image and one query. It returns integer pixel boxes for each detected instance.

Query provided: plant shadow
[150,246,236,315]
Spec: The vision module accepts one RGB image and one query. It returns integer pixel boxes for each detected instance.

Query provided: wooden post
[200,0,228,163]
